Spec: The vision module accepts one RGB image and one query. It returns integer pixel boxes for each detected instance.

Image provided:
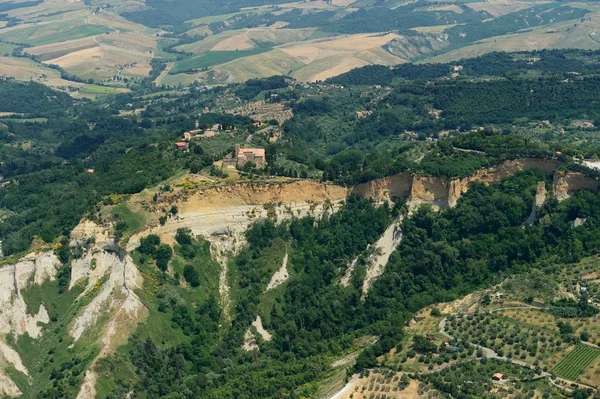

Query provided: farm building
[492,373,503,381]
[223,144,266,169]
[174,141,189,151]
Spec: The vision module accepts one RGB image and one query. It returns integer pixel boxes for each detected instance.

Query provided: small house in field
[492,373,503,381]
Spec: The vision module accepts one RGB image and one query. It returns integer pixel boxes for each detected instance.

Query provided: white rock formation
[265,252,289,292]
[361,217,404,299]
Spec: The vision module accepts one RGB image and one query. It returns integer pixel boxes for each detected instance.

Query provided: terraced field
[553,344,600,381]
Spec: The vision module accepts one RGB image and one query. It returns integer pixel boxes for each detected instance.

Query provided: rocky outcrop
[447,159,559,207]
[265,252,289,292]
[68,221,147,399]
[360,216,403,299]
[553,171,598,201]
[0,251,61,397]
[354,158,597,209]
[354,173,411,202]
[410,176,450,208]
[526,182,548,226]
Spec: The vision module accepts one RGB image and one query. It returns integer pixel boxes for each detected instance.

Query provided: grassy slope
[171,48,272,73]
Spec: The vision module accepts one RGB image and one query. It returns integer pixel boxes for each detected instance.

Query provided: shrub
[183,265,200,287]
[155,244,172,271]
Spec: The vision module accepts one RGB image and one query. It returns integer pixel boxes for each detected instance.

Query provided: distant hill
[0,0,597,91]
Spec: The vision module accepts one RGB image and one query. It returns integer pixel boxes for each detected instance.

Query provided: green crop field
[553,344,600,381]
[171,48,271,74]
[0,24,111,46]
[80,84,121,94]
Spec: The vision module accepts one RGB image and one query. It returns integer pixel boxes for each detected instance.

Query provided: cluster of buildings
[175,122,226,150]
[173,121,266,170]
[223,144,265,169]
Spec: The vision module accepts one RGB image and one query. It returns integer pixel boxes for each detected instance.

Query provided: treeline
[0,79,73,114]
[330,50,600,86]
[432,76,600,126]
[235,75,289,100]
[446,5,588,47]
[121,0,292,27]
[320,1,487,34]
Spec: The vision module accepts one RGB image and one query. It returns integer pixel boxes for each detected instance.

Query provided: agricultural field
[330,257,600,398]
[171,48,272,74]
[79,84,128,95]
[553,344,600,381]
[418,358,562,399]
[445,312,569,368]
[0,0,597,88]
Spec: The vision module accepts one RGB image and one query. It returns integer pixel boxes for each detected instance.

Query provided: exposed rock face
[242,315,272,352]
[361,216,403,299]
[67,221,147,399]
[354,158,597,208]
[354,173,411,202]
[128,181,349,321]
[410,176,449,208]
[526,182,548,226]
[553,171,598,201]
[129,180,349,251]
[534,181,548,207]
[0,373,21,398]
[70,220,111,244]
[265,252,289,292]
[0,251,61,397]
[0,252,60,338]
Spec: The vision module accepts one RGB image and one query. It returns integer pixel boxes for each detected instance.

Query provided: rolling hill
[0,0,597,93]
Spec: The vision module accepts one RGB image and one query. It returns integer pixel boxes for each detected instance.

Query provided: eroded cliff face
[128,180,349,325]
[410,176,450,208]
[553,171,599,201]
[0,220,148,399]
[447,159,559,207]
[0,252,61,397]
[69,221,147,399]
[354,158,595,209]
[353,173,412,202]
[129,180,349,250]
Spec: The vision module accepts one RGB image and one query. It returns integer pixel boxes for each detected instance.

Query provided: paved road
[329,374,360,399]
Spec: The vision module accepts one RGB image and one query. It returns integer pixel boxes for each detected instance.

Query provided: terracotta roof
[238,148,265,158]
[175,142,187,147]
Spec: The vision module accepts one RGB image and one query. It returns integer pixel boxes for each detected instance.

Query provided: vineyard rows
[553,344,600,381]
